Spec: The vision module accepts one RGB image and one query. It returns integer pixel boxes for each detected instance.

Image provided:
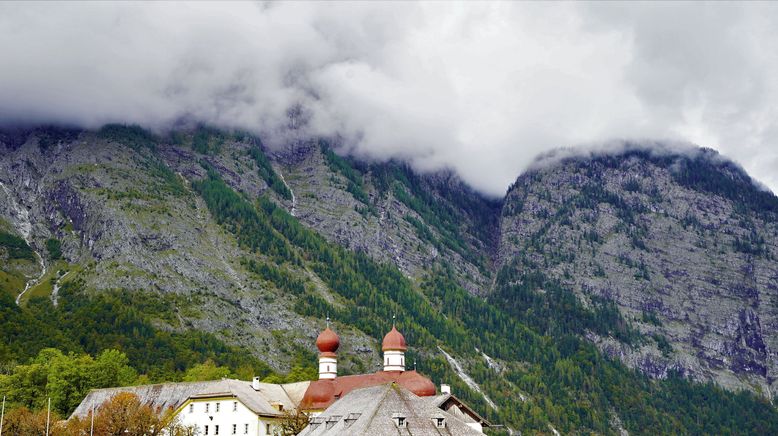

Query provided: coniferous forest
[1,129,778,435]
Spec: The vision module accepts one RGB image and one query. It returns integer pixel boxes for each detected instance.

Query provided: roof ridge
[84,378,233,393]
[357,383,395,430]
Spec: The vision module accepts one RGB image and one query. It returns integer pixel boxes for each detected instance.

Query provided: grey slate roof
[426,393,489,426]
[299,383,483,436]
[70,379,310,419]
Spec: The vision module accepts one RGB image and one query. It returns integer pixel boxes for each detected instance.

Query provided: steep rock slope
[270,140,500,295]
[0,127,372,368]
[497,146,778,394]
[3,128,778,434]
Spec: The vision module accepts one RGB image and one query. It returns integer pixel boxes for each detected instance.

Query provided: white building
[71,324,490,435]
[71,378,310,436]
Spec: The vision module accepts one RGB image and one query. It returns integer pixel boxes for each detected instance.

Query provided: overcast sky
[1,2,777,197]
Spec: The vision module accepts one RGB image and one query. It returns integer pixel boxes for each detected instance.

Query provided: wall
[176,397,279,436]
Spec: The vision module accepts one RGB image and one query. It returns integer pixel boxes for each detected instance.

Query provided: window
[233,401,238,412]
[216,402,220,412]
[215,425,219,435]
[189,404,194,413]
[244,423,249,434]
[232,424,237,434]
[205,403,210,413]
[204,425,209,435]
[266,423,272,434]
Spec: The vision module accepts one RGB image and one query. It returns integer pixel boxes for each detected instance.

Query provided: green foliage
[404,214,434,243]
[191,125,225,155]
[98,124,156,151]
[641,311,662,326]
[0,231,34,261]
[247,141,293,200]
[182,359,233,382]
[670,149,778,217]
[192,169,295,263]
[653,334,673,357]
[36,126,79,151]
[320,142,373,210]
[193,171,778,434]
[393,179,479,268]
[45,238,62,260]
[733,229,767,256]
[243,258,305,296]
[145,157,187,197]
[0,281,276,413]
[623,178,642,192]
[0,348,136,415]
[261,353,317,384]
[493,265,640,344]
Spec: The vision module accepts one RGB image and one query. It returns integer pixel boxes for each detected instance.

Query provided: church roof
[299,383,483,436]
[301,370,436,410]
[70,379,310,419]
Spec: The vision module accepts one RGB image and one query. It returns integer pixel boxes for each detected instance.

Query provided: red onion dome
[316,327,340,354]
[382,326,407,352]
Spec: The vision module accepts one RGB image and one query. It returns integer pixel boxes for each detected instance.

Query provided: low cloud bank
[1,2,777,196]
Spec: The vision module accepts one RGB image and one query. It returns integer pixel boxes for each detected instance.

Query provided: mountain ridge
[2,125,778,434]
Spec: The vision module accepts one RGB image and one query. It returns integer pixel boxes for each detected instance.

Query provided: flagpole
[45,397,51,436]
[1,395,6,436]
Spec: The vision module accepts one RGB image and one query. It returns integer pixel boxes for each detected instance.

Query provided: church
[71,324,490,435]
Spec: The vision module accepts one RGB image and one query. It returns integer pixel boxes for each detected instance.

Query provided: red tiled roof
[300,370,436,410]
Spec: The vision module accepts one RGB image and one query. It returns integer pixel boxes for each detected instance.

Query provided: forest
[191,158,778,434]
[1,136,778,434]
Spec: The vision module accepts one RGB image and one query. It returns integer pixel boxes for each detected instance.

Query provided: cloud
[1,2,777,197]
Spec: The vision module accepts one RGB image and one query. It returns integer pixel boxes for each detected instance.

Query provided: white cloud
[1,1,777,196]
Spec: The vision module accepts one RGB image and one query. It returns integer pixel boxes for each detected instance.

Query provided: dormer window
[325,416,341,430]
[308,417,324,429]
[433,417,446,428]
[344,413,361,428]
[392,413,407,428]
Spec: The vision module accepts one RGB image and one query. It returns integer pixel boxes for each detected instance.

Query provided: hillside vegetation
[1,127,777,434]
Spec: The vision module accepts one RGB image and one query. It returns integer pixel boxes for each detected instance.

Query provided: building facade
[70,324,489,435]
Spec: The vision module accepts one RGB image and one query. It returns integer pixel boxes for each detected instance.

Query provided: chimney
[252,376,261,390]
[441,384,451,394]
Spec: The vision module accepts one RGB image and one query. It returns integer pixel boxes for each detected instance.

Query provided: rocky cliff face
[0,128,376,369]
[497,145,778,394]
[3,127,778,432]
[0,127,494,370]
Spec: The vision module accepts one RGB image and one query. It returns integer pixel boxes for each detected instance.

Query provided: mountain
[1,127,777,434]
[496,145,778,395]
